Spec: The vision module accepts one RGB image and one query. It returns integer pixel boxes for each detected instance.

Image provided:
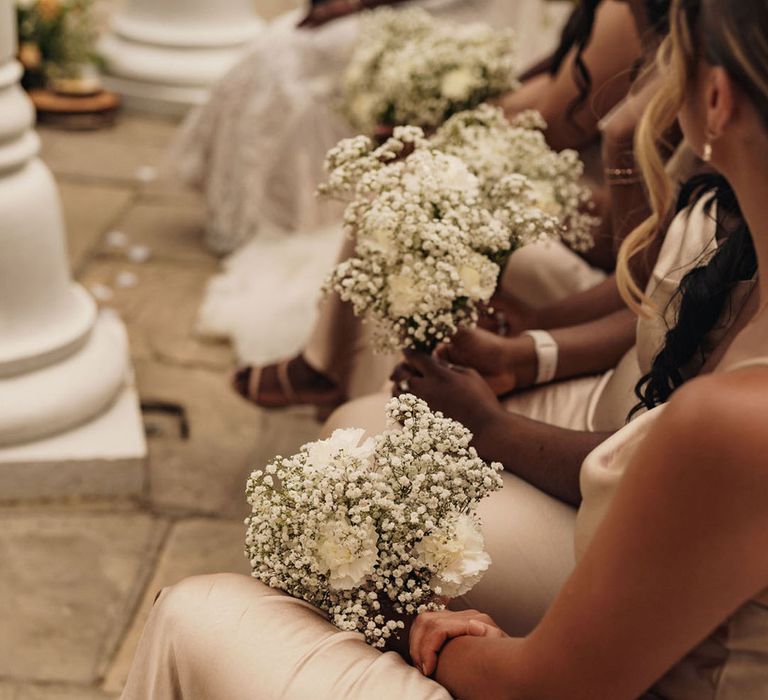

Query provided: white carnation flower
[440,67,477,101]
[305,428,375,472]
[434,155,479,192]
[388,273,422,317]
[458,257,496,301]
[415,513,491,598]
[317,518,379,590]
[527,179,561,217]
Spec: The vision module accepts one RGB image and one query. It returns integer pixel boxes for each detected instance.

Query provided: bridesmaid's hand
[410,609,508,677]
[436,328,537,396]
[391,351,504,434]
[478,294,534,338]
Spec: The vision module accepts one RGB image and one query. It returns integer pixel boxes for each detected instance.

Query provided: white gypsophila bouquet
[319,106,595,352]
[342,6,518,134]
[433,105,597,253]
[245,393,503,648]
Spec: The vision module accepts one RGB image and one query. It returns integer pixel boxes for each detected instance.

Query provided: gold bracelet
[604,167,643,186]
[604,167,638,178]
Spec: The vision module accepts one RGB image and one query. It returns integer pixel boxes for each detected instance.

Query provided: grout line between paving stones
[93,516,172,683]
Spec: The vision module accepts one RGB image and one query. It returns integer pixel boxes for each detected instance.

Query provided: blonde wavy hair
[615,0,698,315]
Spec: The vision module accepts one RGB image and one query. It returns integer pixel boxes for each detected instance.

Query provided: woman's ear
[706,66,736,139]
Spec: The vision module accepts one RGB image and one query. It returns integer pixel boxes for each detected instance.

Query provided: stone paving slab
[252,407,322,474]
[102,518,250,692]
[0,385,146,503]
[77,258,232,370]
[0,512,165,684]
[38,115,179,184]
[92,197,210,266]
[57,181,135,273]
[133,360,262,517]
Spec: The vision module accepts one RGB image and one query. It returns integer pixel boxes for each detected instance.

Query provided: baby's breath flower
[320,105,596,353]
[342,7,519,133]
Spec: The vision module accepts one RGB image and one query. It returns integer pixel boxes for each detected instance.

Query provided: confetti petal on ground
[105,230,128,248]
[128,245,151,263]
[90,283,114,302]
[115,271,138,288]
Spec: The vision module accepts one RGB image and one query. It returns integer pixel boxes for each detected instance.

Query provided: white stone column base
[0,383,146,501]
[0,311,134,446]
[99,19,262,114]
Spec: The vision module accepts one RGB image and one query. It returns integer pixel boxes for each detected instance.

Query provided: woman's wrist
[502,334,538,389]
[471,402,517,463]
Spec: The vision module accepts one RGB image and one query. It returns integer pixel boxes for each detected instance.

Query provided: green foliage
[16,0,100,89]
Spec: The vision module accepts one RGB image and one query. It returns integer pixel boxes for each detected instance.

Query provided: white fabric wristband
[523,330,559,385]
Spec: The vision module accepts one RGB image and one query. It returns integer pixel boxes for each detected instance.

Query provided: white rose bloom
[305,428,375,472]
[414,513,491,598]
[440,67,477,101]
[388,273,422,317]
[317,518,379,590]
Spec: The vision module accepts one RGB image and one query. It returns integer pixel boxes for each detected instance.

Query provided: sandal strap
[248,366,263,402]
[233,366,253,399]
[276,361,299,404]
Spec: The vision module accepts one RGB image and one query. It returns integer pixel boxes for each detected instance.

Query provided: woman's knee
[153,573,258,633]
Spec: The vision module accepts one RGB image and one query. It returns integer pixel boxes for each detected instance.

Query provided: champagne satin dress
[576,357,768,699]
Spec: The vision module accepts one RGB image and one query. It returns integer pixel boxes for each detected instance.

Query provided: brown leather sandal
[232,360,345,422]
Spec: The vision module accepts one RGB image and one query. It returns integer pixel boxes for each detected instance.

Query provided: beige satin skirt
[120,573,450,700]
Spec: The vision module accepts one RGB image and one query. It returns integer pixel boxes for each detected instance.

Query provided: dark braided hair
[632,174,757,413]
[549,0,672,125]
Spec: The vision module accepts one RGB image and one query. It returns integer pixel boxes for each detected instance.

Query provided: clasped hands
[409,608,508,677]
[390,321,537,433]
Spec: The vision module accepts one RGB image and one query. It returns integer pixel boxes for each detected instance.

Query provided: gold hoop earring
[702,141,713,162]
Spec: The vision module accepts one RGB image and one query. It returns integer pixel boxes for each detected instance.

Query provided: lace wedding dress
[187,0,572,365]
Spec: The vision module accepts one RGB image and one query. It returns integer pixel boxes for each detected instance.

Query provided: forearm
[473,408,611,505]
[550,308,636,381]
[528,274,626,329]
[435,636,533,700]
[506,307,636,388]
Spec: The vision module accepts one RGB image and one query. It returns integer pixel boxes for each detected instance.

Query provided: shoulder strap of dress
[725,357,768,373]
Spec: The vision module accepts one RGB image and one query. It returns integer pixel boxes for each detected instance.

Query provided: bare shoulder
[654,367,768,482]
